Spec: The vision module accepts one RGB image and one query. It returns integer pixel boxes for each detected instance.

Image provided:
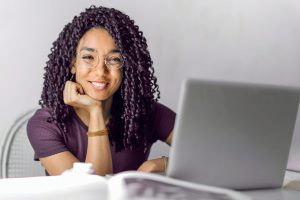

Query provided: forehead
[76,28,118,54]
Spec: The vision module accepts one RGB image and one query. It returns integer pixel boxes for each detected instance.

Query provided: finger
[63,81,71,104]
[75,83,84,95]
[63,83,67,103]
[137,165,143,172]
[67,81,74,103]
[69,82,80,102]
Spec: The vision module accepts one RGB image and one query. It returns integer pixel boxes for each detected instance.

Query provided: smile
[89,81,109,90]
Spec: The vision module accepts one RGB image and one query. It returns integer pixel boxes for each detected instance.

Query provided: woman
[27,5,175,176]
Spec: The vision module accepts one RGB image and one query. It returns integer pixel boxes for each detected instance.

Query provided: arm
[40,122,112,176]
[138,102,176,173]
[40,81,112,176]
[165,130,173,145]
[40,152,79,176]
[85,108,112,175]
[137,130,173,173]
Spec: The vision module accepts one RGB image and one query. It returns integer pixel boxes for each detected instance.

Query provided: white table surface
[242,170,300,200]
[0,170,299,199]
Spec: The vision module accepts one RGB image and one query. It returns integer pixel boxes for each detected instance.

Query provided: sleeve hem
[34,148,70,160]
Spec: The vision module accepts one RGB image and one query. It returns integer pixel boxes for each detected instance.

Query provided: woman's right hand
[64,81,112,175]
[63,81,101,114]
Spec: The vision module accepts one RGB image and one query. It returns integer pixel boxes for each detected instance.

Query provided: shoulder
[29,107,52,121]
[149,102,176,142]
[151,102,176,117]
[27,108,69,159]
[27,107,60,136]
[27,108,53,128]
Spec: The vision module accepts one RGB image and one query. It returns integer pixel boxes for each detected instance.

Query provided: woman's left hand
[137,158,165,173]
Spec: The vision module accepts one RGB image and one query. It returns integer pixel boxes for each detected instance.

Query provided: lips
[89,81,109,90]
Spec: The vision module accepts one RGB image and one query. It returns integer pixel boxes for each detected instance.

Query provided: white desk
[243,171,300,200]
[0,170,299,200]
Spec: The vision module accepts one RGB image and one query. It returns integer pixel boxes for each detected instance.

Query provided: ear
[71,57,76,74]
[71,66,76,74]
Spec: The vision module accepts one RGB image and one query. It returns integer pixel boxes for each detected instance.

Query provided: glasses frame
[75,49,125,70]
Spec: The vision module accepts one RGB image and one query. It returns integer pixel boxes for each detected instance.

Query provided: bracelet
[162,156,169,172]
[87,129,109,137]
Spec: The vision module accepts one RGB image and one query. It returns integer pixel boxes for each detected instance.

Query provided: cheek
[113,70,123,83]
[74,68,88,81]
[112,72,123,91]
[115,75,123,89]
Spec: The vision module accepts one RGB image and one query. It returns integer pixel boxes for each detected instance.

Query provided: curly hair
[40,5,160,152]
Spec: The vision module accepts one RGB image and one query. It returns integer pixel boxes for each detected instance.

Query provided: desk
[0,170,299,200]
[0,174,108,200]
[243,171,300,200]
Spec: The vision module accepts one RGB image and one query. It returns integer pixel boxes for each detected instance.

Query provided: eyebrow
[80,47,97,52]
[79,47,121,54]
[110,49,121,54]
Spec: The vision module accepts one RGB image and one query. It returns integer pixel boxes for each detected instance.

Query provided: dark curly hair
[40,5,160,152]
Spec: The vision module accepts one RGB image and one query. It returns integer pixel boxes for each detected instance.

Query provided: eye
[110,57,121,63]
[107,55,123,64]
[82,54,95,61]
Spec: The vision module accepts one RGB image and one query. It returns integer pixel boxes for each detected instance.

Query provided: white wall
[0,0,300,159]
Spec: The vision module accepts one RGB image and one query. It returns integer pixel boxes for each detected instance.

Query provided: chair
[0,109,45,178]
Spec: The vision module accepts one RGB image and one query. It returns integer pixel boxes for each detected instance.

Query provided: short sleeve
[27,108,69,161]
[151,102,176,142]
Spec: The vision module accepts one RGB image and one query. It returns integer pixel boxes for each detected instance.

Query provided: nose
[93,57,109,75]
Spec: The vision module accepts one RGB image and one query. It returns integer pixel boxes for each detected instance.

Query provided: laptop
[167,78,300,190]
[287,106,300,172]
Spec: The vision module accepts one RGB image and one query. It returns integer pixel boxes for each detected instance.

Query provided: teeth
[91,82,107,89]
[91,82,106,87]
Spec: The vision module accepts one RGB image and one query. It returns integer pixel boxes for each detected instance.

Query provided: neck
[74,97,113,127]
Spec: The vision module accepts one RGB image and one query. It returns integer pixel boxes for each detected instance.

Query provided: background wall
[0,0,299,160]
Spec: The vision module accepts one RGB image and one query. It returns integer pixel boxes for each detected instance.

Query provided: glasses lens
[77,50,98,68]
[105,52,124,69]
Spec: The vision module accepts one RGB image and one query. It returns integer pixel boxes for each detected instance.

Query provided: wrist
[88,107,106,132]
[161,156,168,172]
[89,106,102,117]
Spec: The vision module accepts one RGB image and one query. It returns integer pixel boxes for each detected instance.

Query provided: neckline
[71,108,88,130]
[71,108,111,130]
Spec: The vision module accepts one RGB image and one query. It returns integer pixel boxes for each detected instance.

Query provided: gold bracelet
[162,156,169,172]
[87,129,109,137]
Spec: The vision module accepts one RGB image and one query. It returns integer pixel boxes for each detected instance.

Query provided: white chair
[0,109,45,178]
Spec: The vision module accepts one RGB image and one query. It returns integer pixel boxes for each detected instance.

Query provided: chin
[90,95,109,101]
[88,92,112,102]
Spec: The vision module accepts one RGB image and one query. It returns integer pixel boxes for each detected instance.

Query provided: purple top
[27,102,176,174]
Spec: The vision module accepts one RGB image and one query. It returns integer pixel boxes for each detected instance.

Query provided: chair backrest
[0,109,45,178]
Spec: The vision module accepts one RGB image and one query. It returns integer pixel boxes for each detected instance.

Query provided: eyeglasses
[76,49,124,70]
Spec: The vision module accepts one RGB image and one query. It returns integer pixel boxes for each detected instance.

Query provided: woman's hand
[63,81,101,113]
[63,81,112,175]
[137,158,166,173]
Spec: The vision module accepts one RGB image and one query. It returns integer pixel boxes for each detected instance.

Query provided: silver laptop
[167,78,299,190]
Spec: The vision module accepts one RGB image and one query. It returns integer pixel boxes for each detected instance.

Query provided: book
[107,171,251,200]
[0,168,251,200]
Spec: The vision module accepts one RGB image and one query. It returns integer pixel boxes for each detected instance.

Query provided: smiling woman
[71,28,123,102]
[26,5,176,176]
